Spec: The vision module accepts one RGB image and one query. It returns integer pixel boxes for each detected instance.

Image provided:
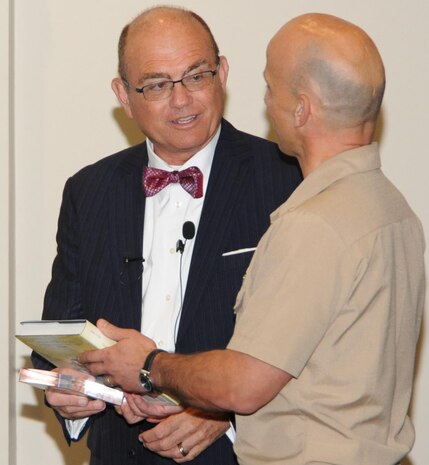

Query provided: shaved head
[269,13,385,128]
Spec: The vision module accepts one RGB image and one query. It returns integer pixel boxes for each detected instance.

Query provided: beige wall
[1,0,14,464]
[3,1,428,464]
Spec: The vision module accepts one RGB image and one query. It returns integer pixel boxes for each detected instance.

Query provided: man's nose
[169,81,193,107]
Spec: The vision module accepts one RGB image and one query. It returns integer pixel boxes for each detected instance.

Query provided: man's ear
[111,77,133,119]
[217,55,229,92]
[294,94,310,128]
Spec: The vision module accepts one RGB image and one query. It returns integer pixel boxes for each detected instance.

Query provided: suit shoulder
[240,130,301,178]
[222,120,301,172]
[225,122,277,152]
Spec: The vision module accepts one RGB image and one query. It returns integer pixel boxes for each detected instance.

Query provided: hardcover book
[16,319,116,371]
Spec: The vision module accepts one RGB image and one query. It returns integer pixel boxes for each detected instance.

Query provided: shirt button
[165,294,171,301]
[158,340,164,348]
[169,247,176,254]
[176,201,182,208]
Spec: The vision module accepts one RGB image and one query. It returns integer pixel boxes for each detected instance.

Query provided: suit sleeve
[31,177,92,442]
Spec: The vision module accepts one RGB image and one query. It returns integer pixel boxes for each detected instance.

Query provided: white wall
[5,1,428,464]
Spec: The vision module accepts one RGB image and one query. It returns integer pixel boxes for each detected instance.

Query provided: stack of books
[16,319,178,406]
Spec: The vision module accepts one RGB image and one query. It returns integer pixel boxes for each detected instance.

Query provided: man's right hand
[45,368,106,420]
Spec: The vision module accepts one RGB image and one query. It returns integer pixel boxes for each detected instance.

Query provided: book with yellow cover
[16,319,116,372]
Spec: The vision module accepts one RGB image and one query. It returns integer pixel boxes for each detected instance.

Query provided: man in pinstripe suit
[32,6,301,465]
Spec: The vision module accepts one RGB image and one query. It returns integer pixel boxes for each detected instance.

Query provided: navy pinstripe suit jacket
[32,119,302,465]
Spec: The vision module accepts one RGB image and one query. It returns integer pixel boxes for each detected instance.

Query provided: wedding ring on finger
[177,442,189,457]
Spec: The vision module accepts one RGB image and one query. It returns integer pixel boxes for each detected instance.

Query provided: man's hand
[45,368,106,420]
[115,394,183,423]
[79,319,156,392]
[114,396,147,424]
[139,408,230,463]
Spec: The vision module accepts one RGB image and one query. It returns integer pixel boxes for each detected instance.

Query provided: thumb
[96,318,125,341]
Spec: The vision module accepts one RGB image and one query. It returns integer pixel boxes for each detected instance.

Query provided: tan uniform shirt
[228,143,426,465]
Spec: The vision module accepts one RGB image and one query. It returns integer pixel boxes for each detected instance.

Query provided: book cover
[16,319,116,372]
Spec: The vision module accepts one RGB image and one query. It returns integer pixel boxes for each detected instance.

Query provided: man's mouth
[172,115,197,125]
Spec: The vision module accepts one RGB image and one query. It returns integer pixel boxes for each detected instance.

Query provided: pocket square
[222,247,257,257]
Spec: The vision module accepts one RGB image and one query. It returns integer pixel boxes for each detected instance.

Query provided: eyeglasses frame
[122,62,220,101]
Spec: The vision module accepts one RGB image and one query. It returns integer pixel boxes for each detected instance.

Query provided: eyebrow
[137,59,210,85]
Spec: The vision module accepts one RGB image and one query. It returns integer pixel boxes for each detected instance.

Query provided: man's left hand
[139,408,230,463]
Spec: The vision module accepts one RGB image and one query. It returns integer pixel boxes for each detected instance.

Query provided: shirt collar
[271,142,381,222]
[146,126,221,194]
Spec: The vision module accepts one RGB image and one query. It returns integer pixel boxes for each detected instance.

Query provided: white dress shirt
[141,127,219,351]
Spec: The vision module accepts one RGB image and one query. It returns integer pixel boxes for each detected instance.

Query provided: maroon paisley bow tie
[142,166,203,198]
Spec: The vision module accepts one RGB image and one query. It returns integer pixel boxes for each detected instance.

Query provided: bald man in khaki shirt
[228,140,424,464]
[81,13,425,465]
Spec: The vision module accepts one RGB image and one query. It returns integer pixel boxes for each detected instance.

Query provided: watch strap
[143,348,166,372]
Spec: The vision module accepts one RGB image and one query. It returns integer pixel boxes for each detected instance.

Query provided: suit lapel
[178,121,253,338]
[108,144,148,330]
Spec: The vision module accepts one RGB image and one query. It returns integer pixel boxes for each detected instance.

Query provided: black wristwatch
[139,349,166,393]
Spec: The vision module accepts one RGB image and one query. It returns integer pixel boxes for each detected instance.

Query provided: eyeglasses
[123,65,219,101]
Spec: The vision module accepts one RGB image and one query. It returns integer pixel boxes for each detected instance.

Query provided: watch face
[140,370,153,393]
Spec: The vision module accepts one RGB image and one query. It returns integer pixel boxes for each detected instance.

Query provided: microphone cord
[173,221,195,346]
[174,239,186,345]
